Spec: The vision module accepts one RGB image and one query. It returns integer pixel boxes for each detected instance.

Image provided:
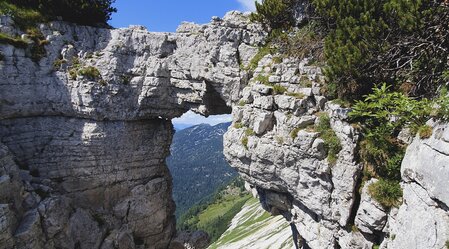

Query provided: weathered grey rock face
[224,55,364,248]
[0,11,264,249]
[385,123,449,249]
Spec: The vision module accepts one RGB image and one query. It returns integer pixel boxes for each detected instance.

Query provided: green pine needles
[250,0,295,29]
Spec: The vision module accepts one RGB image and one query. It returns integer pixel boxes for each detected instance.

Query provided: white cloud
[172,111,232,126]
[236,0,261,12]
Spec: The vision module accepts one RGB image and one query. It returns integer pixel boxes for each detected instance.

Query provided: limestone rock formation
[0,11,264,249]
[224,53,449,248]
[224,55,365,248]
[384,123,449,249]
[1,6,449,249]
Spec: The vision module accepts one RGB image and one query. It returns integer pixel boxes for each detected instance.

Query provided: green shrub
[368,179,402,208]
[274,21,324,63]
[250,0,295,29]
[316,114,342,165]
[349,84,425,185]
[0,3,49,61]
[0,2,46,28]
[350,84,431,136]
[78,66,101,80]
[446,240,449,249]
[418,125,433,139]
[8,0,116,26]
[238,100,246,106]
[311,0,448,98]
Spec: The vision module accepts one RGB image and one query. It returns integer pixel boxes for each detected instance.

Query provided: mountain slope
[167,122,236,217]
[209,197,295,249]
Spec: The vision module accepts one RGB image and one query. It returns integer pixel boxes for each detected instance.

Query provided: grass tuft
[241,136,249,149]
[273,84,287,94]
[368,179,402,208]
[286,92,305,99]
[234,122,244,129]
[78,66,101,80]
[0,32,28,48]
[316,114,342,165]
[418,125,433,139]
[245,128,255,136]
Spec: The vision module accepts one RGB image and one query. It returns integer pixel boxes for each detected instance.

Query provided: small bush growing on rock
[250,0,295,29]
[78,66,101,80]
[368,179,402,208]
[445,240,449,249]
[349,83,449,191]
[274,21,325,63]
[238,100,246,106]
[0,3,49,61]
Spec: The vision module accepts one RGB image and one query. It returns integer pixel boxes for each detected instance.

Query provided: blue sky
[109,0,258,32]
[110,0,257,127]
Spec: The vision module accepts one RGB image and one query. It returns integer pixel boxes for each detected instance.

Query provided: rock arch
[0,12,265,249]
